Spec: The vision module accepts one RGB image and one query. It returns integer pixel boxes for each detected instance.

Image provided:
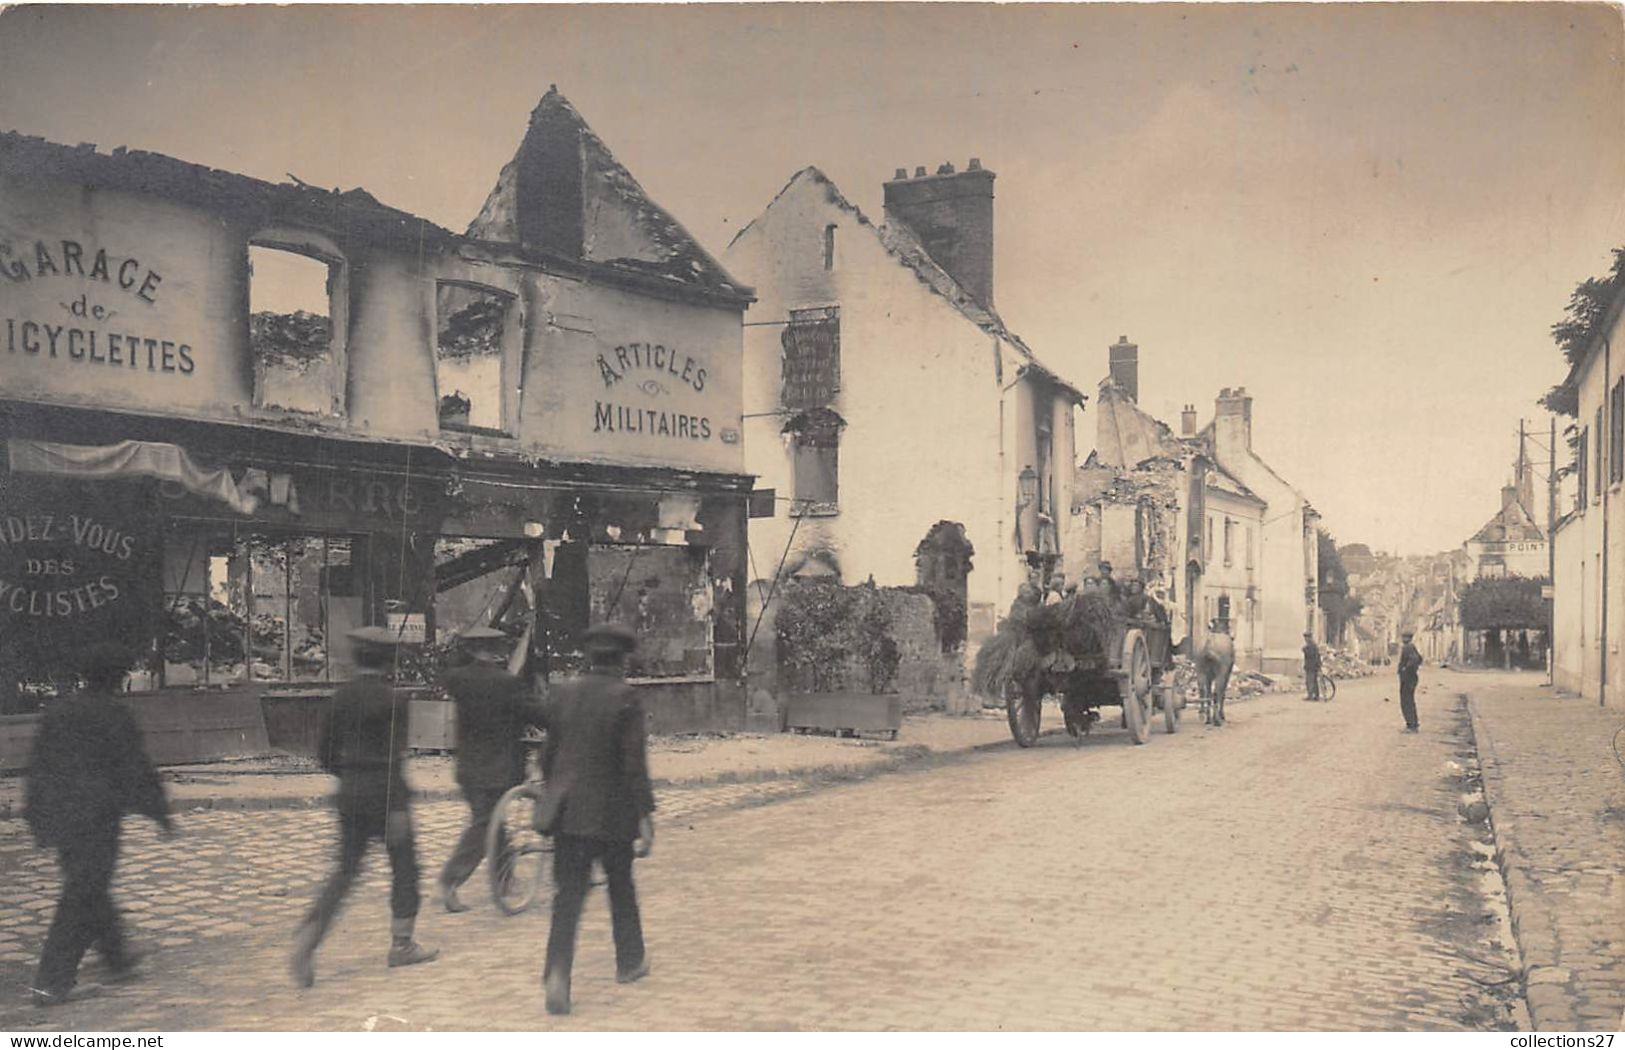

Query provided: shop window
[587,545,714,681]
[783,407,842,514]
[162,529,365,685]
[249,243,343,415]
[1611,378,1624,485]
[435,283,514,432]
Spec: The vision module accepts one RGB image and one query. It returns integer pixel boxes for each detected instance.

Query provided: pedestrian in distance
[540,622,656,1016]
[290,626,438,988]
[1398,630,1423,732]
[1302,631,1322,701]
[24,643,174,1007]
[438,625,545,913]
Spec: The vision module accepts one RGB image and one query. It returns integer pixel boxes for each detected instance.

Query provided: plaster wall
[728,174,1055,634]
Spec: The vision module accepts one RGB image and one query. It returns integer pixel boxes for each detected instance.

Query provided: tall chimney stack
[1213,386,1254,456]
[883,159,996,309]
[1181,404,1197,437]
[1107,336,1139,402]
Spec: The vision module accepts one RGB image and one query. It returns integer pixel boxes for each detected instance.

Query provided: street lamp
[1017,466,1038,507]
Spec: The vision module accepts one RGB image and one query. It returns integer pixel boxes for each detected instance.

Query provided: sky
[1,2,1620,554]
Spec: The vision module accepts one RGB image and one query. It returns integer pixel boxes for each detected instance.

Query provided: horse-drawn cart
[975,591,1182,748]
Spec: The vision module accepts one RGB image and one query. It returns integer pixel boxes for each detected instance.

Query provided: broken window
[249,244,340,415]
[436,283,514,432]
[587,545,714,680]
[783,407,843,513]
[781,306,840,411]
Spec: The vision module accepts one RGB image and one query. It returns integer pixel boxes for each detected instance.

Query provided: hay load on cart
[973,584,1181,747]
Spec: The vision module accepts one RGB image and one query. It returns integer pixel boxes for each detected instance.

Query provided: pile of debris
[1169,656,1303,703]
[1322,647,1374,679]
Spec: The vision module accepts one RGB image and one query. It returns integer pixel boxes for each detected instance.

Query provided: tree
[1459,575,1550,631]
[1542,247,1625,416]
[1317,528,1363,645]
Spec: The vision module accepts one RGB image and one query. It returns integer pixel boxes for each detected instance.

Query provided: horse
[1195,622,1236,726]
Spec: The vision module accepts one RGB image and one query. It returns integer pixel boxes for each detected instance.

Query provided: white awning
[7,438,259,515]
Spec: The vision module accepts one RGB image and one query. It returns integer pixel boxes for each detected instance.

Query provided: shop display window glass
[435,283,514,433]
[162,529,363,686]
[249,244,342,416]
[586,545,714,681]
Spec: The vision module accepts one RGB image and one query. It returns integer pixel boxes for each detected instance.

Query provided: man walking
[439,626,542,913]
[1302,631,1322,701]
[291,626,438,987]
[1398,630,1423,732]
[540,623,656,1016]
[24,643,173,1006]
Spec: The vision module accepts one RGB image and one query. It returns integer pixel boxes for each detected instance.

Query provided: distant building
[725,162,1084,693]
[1065,342,1317,675]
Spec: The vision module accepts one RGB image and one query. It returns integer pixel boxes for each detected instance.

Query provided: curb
[1464,693,1576,1032]
[0,727,1053,823]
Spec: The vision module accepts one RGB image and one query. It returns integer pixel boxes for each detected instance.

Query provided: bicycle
[486,734,554,915]
[1308,672,1337,702]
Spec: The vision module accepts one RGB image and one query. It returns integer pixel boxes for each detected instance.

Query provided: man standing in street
[438,625,542,913]
[24,643,174,1007]
[1398,630,1423,732]
[1302,631,1322,701]
[291,626,438,987]
[541,622,655,1016]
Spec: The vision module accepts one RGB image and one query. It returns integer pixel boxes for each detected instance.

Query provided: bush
[776,579,901,694]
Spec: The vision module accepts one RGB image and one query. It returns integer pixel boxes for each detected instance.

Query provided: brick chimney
[1108,336,1139,402]
[884,158,996,309]
[1181,404,1197,437]
[1213,386,1254,459]
[1501,484,1521,512]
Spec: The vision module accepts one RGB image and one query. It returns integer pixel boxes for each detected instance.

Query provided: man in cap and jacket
[540,622,655,1016]
[291,625,438,987]
[438,625,544,912]
[1398,630,1423,732]
[24,643,173,1006]
[1302,632,1323,701]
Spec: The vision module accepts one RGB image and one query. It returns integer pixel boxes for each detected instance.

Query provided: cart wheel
[488,783,552,915]
[1121,629,1153,745]
[1005,679,1042,748]
[1160,681,1180,734]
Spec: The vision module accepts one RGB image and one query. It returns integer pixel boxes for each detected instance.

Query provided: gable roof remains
[735,166,1084,402]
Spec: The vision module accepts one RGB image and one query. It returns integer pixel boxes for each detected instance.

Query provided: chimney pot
[968,157,983,171]
[937,162,955,175]
[894,168,908,180]
[884,155,997,309]
[1181,404,1198,437]
[914,166,927,178]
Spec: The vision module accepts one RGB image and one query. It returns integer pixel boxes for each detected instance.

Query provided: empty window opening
[824,224,838,271]
[249,244,339,415]
[436,283,513,432]
[783,406,843,513]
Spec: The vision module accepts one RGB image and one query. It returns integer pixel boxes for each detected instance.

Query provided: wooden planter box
[784,692,902,738]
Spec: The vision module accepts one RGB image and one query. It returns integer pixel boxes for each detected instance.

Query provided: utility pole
[1548,416,1557,683]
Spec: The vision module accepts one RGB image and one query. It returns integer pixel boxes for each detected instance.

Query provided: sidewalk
[1460,670,1625,1032]
[0,707,1044,820]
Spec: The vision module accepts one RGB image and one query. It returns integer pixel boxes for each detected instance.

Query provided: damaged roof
[0,131,459,252]
[737,167,1084,401]
[468,87,751,305]
[1469,497,1545,544]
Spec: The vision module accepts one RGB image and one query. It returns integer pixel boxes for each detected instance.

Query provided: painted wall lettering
[1,238,164,304]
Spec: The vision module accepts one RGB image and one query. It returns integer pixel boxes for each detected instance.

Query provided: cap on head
[1098,560,1113,571]
[1401,630,1415,640]
[582,622,637,655]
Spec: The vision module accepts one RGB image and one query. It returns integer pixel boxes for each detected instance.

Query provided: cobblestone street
[2,675,1520,1031]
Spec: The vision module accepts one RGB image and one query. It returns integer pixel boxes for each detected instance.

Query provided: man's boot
[386,916,439,969]
[544,969,571,1015]
[440,879,468,914]
[289,920,321,989]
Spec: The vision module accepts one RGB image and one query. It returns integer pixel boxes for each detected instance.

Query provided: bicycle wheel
[1319,673,1337,702]
[488,783,552,916]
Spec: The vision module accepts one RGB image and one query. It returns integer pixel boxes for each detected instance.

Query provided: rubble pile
[1322,647,1374,679]
[1169,656,1304,703]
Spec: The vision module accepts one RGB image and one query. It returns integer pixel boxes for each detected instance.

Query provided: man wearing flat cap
[291,625,437,987]
[25,643,172,1006]
[1398,630,1423,733]
[539,621,655,1016]
[437,625,544,912]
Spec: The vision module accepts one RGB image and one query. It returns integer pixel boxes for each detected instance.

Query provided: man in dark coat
[290,626,438,987]
[540,622,656,1016]
[24,643,173,1006]
[1302,632,1323,701]
[1398,630,1423,732]
[438,625,543,913]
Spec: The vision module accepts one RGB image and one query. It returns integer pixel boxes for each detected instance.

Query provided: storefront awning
[7,438,259,515]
